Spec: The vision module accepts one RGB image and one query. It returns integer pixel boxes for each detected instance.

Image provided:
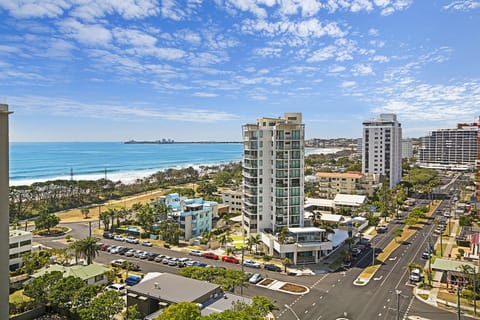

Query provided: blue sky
[1,0,479,142]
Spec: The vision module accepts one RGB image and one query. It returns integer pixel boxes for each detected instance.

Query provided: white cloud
[113,28,158,48]
[443,0,480,11]
[368,28,379,36]
[193,92,219,97]
[352,64,374,76]
[8,94,238,122]
[0,0,70,18]
[58,18,112,47]
[328,65,346,73]
[253,47,282,57]
[307,45,336,62]
[241,18,346,40]
[372,55,389,63]
[341,81,356,88]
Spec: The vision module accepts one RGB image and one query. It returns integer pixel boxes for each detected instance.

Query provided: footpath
[413,214,479,318]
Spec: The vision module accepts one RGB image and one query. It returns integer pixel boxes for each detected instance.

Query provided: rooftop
[333,194,366,206]
[128,273,220,304]
[288,227,325,234]
[32,263,108,280]
[315,171,364,179]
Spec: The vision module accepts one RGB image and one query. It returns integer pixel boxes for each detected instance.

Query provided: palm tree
[218,230,233,249]
[282,257,292,272]
[68,240,82,265]
[77,237,99,265]
[277,227,290,245]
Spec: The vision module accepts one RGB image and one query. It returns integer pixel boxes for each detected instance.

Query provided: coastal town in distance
[3,106,480,320]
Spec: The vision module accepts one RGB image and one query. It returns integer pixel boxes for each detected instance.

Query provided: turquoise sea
[10,142,243,186]
[9,142,342,186]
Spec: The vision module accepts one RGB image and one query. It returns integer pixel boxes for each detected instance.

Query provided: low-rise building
[164,193,218,241]
[220,189,242,214]
[9,230,32,271]
[31,263,109,285]
[127,273,243,318]
[261,227,333,265]
[315,171,379,199]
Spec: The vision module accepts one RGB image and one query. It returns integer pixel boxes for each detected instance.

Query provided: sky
[0,0,479,142]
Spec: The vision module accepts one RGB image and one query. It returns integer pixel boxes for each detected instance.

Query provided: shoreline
[10,147,345,187]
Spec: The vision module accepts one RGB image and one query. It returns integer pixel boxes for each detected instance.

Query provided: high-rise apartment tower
[362,113,402,187]
[242,113,305,236]
[419,128,478,168]
[0,104,11,318]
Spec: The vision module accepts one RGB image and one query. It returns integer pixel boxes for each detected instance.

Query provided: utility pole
[457,283,461,320]
[396,290,402,320]
[89,221,92,238]
[240,246,245,296]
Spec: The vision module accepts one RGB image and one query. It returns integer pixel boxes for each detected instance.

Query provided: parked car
[192,261,207,267]
[422,251,431,259]
[243,260,261,268]
[222,256,240,264]
[125,250,135,257]
[103,232,114,239]
[141,240,153,247]
[111,246,125,254]
[111,259,126,267]
[249,273,263,284]
[125,275,141,286]
[126,236,139,244]
[154,255,166,262]
[202,252,219,260]
[106,283,126,295]
[264,264,281,272]
[162,257,171,264]
[139,251,149,259]
[168,258,179,266]
[190,250,203,257]
[351,247,362,257]
[113,235,125,241]
[107,245,117,253]
[147,253,159,261]
[100,244,111,251]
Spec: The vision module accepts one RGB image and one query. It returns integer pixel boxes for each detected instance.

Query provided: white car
[189,250,203,257]
[243,259,261,268]
[126,236,139,244]
[106,283,126,295]
[113,235,125,241]
[141,240,153,247]
[249,273,263,284]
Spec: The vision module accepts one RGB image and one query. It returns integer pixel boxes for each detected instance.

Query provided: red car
[202,252,219,260]
[222,256,240,264]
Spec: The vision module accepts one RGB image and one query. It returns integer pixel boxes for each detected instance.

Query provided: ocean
[9,142,344,186]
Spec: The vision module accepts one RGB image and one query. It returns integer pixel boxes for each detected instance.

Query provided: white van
[410,268,421,282]
[106,283,126,295]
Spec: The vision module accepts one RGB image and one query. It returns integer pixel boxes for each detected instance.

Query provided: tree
[35,212,60,233]
[154,302,201,320]
[196,181,217,197]
[71,284,99,310]
[75,237,99,265]
[277,227,290,245]
[124,305,142,320]
[81,207,90,219]
[99,210,111,231]
[23,270,64,306]
[21,251,50,275]
[77,290,124,320]
[48,275,86,310]
[158,219,182,245]
[393,228,403,243]
[218,230,233,248]
[282,257,292,272]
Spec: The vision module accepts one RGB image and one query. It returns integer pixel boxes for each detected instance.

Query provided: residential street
[33,207,475,320]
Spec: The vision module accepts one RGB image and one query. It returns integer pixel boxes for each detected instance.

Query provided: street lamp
[284,304,300,320]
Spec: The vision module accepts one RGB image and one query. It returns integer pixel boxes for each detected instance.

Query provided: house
[127,273,224,318]
[31,263,109,285]
[9,230,32,271]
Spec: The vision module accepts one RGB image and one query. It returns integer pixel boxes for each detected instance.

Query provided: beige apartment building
[315,171,379,199]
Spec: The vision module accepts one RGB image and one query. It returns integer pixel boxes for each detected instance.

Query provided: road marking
[305,310,308,314]
[319,296,323,299]
[378,313,382,316]
[374,275,383,281]
[389,256,397,261]
[312,302,316,307]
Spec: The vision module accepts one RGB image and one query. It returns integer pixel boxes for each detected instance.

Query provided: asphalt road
[32,198,473,320]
